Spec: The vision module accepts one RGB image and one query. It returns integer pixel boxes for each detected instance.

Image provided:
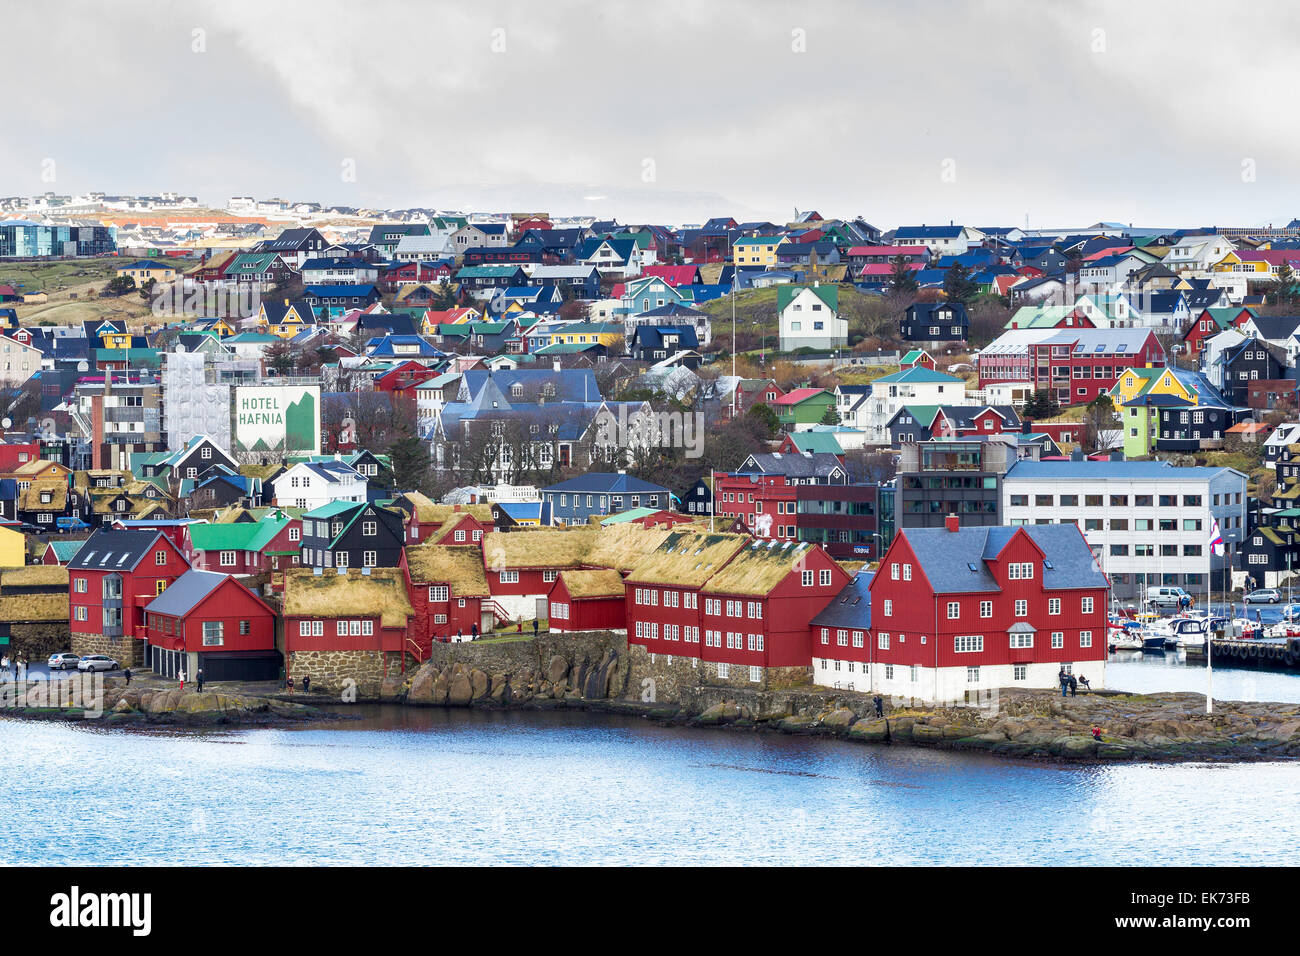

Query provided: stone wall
[8,621,72,661]
[287,649,386,698]
[71,631,143,667]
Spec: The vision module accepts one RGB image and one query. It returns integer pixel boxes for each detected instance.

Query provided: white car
[76,655,120,672]
[47,652,80,670]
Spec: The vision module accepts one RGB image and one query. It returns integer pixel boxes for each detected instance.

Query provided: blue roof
[499,501,543,520]
[145,569,229,617]
[895,524,1108,595]
[542,472,670,496]
[304,284,377,297]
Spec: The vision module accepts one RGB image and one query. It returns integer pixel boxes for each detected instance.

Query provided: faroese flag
[1208,519,1225,556]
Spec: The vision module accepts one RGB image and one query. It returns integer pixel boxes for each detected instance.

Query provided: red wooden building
[851,517,1109,703]
[67,528,192,665]
[1023,328,1165,406]
[403,543,492,646]
[482,526,598,621]
[548,569,626,633]
[281,567,417,686]
[142,569,279,681]
[379,260,453,291]
[374,360,442,397]
[1182,307,1253,356]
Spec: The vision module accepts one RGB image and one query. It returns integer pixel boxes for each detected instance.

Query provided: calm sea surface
[2,701,1298,866]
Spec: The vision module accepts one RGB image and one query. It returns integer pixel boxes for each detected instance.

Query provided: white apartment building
[1002,460,1248,601]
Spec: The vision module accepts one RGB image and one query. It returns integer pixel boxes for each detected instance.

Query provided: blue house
[303,283,381,318]
[629,325,700,363]
[541,473,673,525]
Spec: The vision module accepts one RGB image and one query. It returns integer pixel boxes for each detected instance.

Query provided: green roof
[901,404,942,428]
[601,507,662,524]
[456,265,523,278]
[777,283,839,313]
[188,517,289,553]
[534,341,604,355]
[303,500,362,519]
[874,366,962,385]
[787,431,844,455]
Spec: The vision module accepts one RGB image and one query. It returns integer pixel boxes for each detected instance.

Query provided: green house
[771,387,836,428]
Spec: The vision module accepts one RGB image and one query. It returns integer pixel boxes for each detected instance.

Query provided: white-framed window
[155,550,167,566]
[1081,597,1094,614]
[818,569,832,586]
[1080,631,1093,648]
[1010,631,1033,649]
[499,570,519,583]
[312,621,323,636]
[749,665,762,683]
[883,599,892,616]
[820,628,829,645]
[890,562,899,580]
[1013,664,1027,681]
[543,570,558,583]
[362,551,377,567]
[902,564,912,580]
[1007,562,1034,580]
[288,527,300,541]
[966,666,980,684]
[1015,599,1028,616]
[717,662,730,680]
[299,621,311,636]
[836,629,848,646]
[363,521,377,536]
[428,585,449,602]
[1048,598,1061,615]
[947,601,960,619]
[980,600,993,618]
[877,632,890,649]
[220,550,237,567]
[954,635,984,653]
[202,621,223,646]
[362,621,373,635]
[1051,632,1064,649]
[801,570,814,586]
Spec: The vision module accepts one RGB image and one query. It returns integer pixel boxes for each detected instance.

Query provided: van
[1145,586,1191,608]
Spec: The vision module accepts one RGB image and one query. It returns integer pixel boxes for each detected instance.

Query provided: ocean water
[2,707,1296,866]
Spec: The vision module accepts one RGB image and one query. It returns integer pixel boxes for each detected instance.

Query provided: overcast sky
[4,0,1300,229]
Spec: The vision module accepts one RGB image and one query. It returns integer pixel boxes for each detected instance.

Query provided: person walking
[1058,667,1067,697]
[872,694,884,718]
[532,619,539,637]
[286,675,294,694]
[178,666,186,692]
[471,622,479,640]
[196,668,204,693]
[302,674,311,694]
[123,667,132,686]
[1068,674,1078,697]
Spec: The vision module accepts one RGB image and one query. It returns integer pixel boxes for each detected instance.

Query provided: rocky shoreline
[395,649,1300,763]
[2,680,328,729]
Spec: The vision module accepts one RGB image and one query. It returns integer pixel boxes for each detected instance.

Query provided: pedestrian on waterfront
[873,694,883,718]
[1068,675,1078,697]
[1058,668,1068,697]
[287,675,294,693]
[1078,674,1091,693]
[124,667,132,686]
[471,622,479,640]
[532,619,539,637]
[196,668,204,693]
[178,667,186,691]
[1091,726,1103,741]
[455,628,462,642]
[303,674,311,694]
[516,620,522,634]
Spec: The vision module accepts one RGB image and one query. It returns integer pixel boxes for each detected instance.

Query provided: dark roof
[896,524,1108,595]
[542,473,670,496]
[811,571,873,629]
[144,569,228,616]
[67,528,170,571]
[1248,315,1300,341]
[736,452,845,478]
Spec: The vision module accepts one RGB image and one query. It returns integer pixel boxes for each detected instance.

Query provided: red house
[548,569,627,633]
[403,543,492,647]
[282,567,417,689]
[1023,328,1165,406]
[142,569,279,680]
[374,360,441,397]
[0,441,41,472]
[853,517,1109,703]
[481,526,598,621]
[68,528,192,665]
[624,529,849,686]
[379,260,453,291]
[1182,307,1255,356]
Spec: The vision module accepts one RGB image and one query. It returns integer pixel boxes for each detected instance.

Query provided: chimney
[945,515,960,533]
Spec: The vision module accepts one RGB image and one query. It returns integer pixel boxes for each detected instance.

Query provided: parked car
[1244,588,1282,605]
[47,652,80,670]
[76,655,119,672]
[1145,586,1192,608]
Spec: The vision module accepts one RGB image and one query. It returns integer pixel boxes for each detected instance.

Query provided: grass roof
[483,525,599,571]
[625,530,750,588]
[705,540,819,597]
[584,522,673,573]
[0,593,68,622]
[559,568,626,599]
[19,480,68,511]
[282,567,414,629]
[0,565,69,588]
[238,462,284,481]
[397,491,494,525]
[405,543,489,595]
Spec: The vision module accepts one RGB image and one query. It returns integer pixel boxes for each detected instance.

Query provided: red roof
[859,262,921,276]
[1083,244,1133,261]
[641,265,699,287]
[772,387,828,405]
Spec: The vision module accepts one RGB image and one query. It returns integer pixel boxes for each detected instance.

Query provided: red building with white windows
[1025,328,1165,406]
[142,569,279,680]
[481,526,598,620]
[403,543,492,646]
[624,529,849,686]
[1181,306,1253,356]
[847,517,1109,702]
[548,569,627,633]
[68,528,192,665]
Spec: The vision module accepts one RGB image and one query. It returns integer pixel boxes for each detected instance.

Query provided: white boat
[1107,623,1144,650]
[1146,616,1208,649]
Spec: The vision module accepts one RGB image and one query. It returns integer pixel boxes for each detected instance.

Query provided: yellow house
[1111,366,1195,406]
[257,299,318,338]
[419,307,480,334]
[115,259,179,286]
[546,322,624,349]
[732,236,784,268]
[98,331,134,349]
[6,459,71,484]
[1213,252,1270,276]
[0,525,24,568]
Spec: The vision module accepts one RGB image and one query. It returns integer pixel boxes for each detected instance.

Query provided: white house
[1076,254,1146,294]
[778,283,846,351]
[852,366,968,445]
[271,460,367,511]
[1002,459,1248,601]
[1162,235,1236,275]
[0,335,42,388]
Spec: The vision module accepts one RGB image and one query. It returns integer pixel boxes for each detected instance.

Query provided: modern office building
[1002,459,1248,600]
